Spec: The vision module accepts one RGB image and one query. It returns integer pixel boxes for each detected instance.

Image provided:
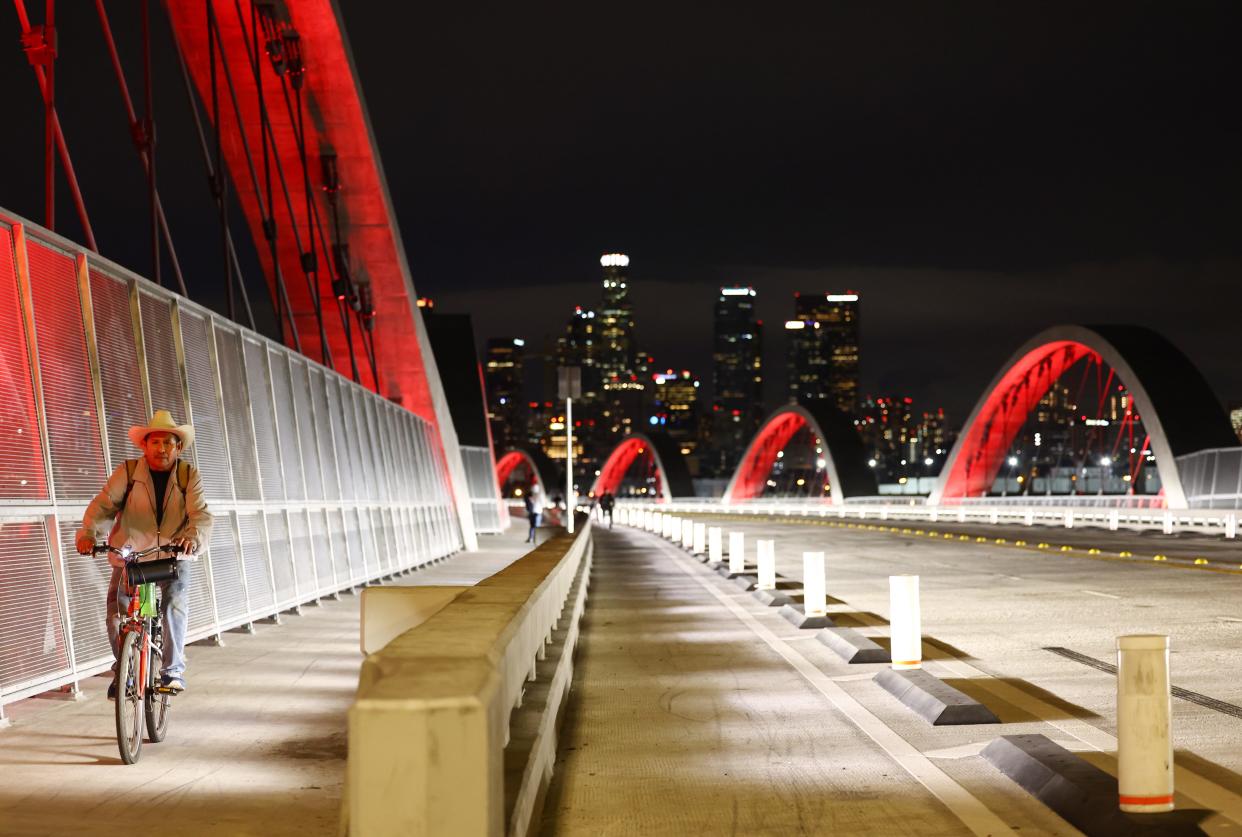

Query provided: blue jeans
[106,565,190,679]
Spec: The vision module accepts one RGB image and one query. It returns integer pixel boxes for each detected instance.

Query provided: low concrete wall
[343,521,593,836]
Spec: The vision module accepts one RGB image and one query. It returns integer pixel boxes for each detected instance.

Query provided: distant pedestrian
[524,494,539,544]
[599,492,615,529]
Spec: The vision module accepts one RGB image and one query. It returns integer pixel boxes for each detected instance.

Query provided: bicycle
[94,543,191,764]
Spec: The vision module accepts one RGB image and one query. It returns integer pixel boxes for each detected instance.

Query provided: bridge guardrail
[0,209,464,723]
[616,500,1239,540]
[344,518,592,836]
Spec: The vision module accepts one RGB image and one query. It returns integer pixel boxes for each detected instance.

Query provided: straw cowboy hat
[128,410,195,449]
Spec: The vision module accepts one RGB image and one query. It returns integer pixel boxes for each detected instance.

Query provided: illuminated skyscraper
[710,287,763,472]
[597,253,636,386]
[786,291,860,413]
[484,337,526,451]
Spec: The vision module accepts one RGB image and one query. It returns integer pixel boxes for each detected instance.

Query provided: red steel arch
[930,325,1237,508]
[722,403,875,504]
[165,2,436,418]
[496,449,549,498]
[590,433,692,501]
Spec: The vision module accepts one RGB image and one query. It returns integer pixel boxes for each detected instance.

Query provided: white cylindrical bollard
[889,575,922,670]
[653,511,663,534]
[1117,634,1174,813]
[1065,509,1075,529]
[707,527,722,563]
[803,552,827,617]
[728,531,745,574]
[682,519,694,549]
[692,523,706,554]
[756,540,776,590]
[1108,509,1119,531]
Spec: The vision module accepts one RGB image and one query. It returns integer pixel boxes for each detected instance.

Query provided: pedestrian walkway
[0,524,533,837]
[540,526,978,836]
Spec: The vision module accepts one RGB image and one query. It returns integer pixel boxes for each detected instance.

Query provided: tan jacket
[78,458,213,555]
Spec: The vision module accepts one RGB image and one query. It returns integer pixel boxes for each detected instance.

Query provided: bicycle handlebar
[92,544,188,561]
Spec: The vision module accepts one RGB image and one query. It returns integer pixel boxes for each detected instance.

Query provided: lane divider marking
[653,534,1018,837]
[1080,590,1121,600]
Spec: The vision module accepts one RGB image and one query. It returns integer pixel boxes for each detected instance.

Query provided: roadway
[0,523,535,837]
[544,514,1242,835]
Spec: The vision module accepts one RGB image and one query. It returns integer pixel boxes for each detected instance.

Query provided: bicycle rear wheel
[115,630,144,764]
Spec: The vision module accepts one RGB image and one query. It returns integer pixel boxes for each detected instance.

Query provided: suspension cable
[89,0,190,295]
[205,4,300,349]
[14,0,97,250]
[169,2,257,329]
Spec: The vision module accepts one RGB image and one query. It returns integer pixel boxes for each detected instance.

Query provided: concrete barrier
[359,586,468,655]
[344,521,593,836]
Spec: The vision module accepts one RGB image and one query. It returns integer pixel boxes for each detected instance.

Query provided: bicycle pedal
[155,685,182,694]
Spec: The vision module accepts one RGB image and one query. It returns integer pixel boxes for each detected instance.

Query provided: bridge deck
[0,523,533,837]
[542,519,1242,835]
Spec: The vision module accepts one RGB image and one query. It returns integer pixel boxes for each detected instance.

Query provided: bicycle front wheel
[115,630,144,764]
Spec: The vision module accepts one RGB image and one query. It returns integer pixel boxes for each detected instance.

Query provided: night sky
[3,2,1240,424]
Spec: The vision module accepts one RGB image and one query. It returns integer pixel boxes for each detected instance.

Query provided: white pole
[692,523,706,555]
[707,527,722,563]
[566,396,575,534]
[756,539,776,590]
[889,575,921,670]
[1108,509,1119,532]
[803,552,827,617]
[728,531,745,574]
[1117,634,1174,813]
[682,518,694,549]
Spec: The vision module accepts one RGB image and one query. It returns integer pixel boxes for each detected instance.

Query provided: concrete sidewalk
[0,524,532,837]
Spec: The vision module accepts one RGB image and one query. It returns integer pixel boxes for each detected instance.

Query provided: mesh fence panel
[267,349,305,501]
[207,515,247,626]
[328,509,350,585]
[138,291,185,421]
[26,241,107,500]
[178,310,234,501]
[264,511,296,606]
[326,379,356,501]
[289,358,323,501]
[0,227,47,500]
[243,339,284,503]
[89,269,146,482]
[213,327,261,502]
[237,512,274,614]
[184,551,217,640]
[310,509,334,592]
[308,368,339,501]
[344,508,364,583]
[0,521,70,690]
[287,509,316,597]
[58,518,111,670]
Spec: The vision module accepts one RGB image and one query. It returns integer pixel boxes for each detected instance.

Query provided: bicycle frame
[117,580,158,702]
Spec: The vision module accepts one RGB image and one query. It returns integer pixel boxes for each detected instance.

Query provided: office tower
[597,253,636,386]
[484,337,526,451]
[786,291,859,413]
[710,287,763,473]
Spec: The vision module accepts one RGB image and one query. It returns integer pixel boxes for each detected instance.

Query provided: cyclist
[75,410,212,698]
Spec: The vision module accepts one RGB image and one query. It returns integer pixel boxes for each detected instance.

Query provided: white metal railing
[0,210,464,719]
[616,498,1239,540]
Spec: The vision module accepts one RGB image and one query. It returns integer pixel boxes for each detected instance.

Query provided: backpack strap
[119,458,138,511]
[177,460,190,494]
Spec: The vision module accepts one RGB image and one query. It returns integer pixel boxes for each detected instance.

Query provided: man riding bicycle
[75,410,212,698]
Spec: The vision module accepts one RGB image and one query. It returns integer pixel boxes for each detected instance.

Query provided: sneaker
[160,675,186,693]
